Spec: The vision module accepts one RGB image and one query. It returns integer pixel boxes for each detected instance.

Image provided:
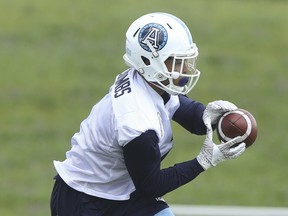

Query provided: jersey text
[114,72,132,98]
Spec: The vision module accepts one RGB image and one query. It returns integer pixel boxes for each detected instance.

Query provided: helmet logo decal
[138,23,168,52]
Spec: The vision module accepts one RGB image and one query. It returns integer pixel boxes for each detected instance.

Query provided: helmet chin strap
[148,78,185,95]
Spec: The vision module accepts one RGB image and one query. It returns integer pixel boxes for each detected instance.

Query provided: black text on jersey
[114,72,132,98]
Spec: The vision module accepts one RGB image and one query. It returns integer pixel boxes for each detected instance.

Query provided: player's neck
[148,82,165,96]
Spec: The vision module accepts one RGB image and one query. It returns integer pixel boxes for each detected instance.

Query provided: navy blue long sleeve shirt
[123,94,206,198]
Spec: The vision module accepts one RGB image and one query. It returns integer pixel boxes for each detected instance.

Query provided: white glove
[197,128,246,170]
[203,100,238,131]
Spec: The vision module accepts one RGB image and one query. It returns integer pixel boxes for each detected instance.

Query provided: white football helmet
[123,12,200,95]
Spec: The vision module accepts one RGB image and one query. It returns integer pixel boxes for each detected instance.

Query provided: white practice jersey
[53,69,180,200]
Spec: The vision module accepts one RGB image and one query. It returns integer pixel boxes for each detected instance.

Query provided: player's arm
[123,130,204,198]
[172,95,207,135]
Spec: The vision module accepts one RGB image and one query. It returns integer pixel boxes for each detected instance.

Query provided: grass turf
[0,0,287,215]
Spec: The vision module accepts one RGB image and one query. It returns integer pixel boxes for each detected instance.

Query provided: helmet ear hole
[141,56,151,66]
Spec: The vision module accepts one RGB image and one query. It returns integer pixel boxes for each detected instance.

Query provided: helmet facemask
[151,51,200,95]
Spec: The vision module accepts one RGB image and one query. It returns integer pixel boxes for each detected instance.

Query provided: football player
[50,12,246,216]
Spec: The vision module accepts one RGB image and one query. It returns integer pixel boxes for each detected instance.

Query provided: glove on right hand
[203,100,238,131]
[196,128,246,170]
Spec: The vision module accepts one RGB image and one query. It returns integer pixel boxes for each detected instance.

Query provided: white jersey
[53,69,180,200]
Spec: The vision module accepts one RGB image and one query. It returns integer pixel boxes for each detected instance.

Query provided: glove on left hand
[197,128,246,170]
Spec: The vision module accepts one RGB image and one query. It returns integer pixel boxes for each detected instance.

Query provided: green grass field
[1,0,287,215]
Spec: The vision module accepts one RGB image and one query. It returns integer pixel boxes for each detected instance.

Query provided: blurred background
[0,0,287,215]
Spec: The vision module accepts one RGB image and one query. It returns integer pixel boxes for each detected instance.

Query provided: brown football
[216,109,258,147]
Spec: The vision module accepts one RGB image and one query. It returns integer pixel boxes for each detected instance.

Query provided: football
[216,109,258,147]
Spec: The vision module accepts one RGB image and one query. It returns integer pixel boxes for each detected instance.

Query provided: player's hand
[203,100,237,131]
[196,128,246,170]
